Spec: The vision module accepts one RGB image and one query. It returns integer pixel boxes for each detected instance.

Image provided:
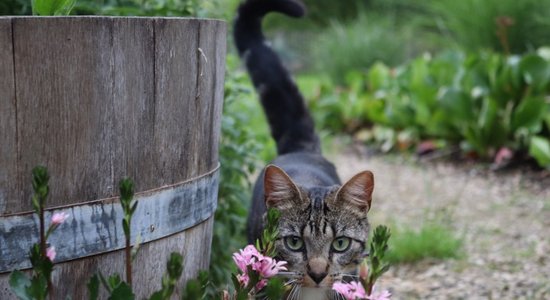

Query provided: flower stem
[126,230,132,286]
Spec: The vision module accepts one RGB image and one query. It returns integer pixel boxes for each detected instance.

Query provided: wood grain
[0,19,17,215]
[12,17,115,211]
[0,16,226,299]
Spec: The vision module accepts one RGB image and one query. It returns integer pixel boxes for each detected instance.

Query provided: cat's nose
[308,271,328,284]
[307,257,329,284]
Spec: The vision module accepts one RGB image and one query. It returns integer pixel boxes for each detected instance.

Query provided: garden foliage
[302,49,550,168]
[211,55,264,287]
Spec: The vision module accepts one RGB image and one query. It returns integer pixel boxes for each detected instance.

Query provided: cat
[234,0,375,298]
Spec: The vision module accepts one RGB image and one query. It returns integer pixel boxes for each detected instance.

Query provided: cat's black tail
[234,0,320,155]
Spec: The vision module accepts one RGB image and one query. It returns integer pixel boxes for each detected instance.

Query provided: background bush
[301,49,550,167]
[426,0,550,54]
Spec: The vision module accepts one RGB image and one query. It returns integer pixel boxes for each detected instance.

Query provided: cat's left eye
[332,237,351,252]
[284,236,304,251]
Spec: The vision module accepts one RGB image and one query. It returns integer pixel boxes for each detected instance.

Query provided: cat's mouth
[280,271,337,288]
[301,274,333,288]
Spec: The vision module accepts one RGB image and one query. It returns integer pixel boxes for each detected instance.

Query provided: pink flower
[494,147,513,165]
[252,256,287,278]
[233,244,262,272]
[255,279,268,291]
[237,273,249,287]
[51,212,69,225]
[232,244,288,291]
[242,244,261,258]
[46,246,56,261]
[332,281,366,300]
[367,290,391,300]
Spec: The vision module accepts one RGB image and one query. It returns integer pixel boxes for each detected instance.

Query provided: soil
[329,144,550,300]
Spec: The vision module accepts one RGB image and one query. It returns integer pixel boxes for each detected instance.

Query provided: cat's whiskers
[287,282,301,300]
[328,289,346,300]
[277,271,303,279]
[330,272,360,283]
[284,279,298,286]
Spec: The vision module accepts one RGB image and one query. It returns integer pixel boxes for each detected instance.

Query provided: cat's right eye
[284,236,304,251]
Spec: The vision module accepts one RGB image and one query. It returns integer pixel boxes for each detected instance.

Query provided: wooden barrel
[0,16,226,298]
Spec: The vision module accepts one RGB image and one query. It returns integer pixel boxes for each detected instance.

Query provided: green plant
[311,13,411,82]
[86,178,142,299]
[426,0,550,54]
[365,225,391,295]
[228,208,286,300]
[32,0,75,15]
[119,178,138,286]
[9,167,54,300]
[72,0,233,18]
[303,48,550,167]
[0,0,31,15]
[332,225,392,299]
[386,223,463,264]
[210,55,264,287]
[8,167,188,300]
[529,136,550,169]
[73,0,196,16]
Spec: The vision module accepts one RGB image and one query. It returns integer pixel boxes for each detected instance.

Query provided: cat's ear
[334,171,374,213]
[264,164,301,209]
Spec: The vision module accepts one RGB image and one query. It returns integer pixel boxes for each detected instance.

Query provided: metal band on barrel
[0,163,220,273]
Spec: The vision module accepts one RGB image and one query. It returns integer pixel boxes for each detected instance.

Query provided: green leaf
[181,278,202,300]
[367,225,391,290]
[438,87,474,124]
[98,272,112,293]
[32,0,75,16]
[511,96,547,132]
[31,166,49,205]
[231,273,241,291]
[236,289,249,300]
[167,252,183,280]
[520,54,550,92]
[475,96,508,154]
[9,271,32,300]
[108,281,134,300]
[367,62,390,91]
[147,291,163,300]
[32,195,40,214]
[365,98,387,124]
[119,178,134,204]
[130,201,138,215]
[87,274,99,300]
[27,274,48,300]
[261,277,285,300]
[529,136,550,168]
[107,274,122,290]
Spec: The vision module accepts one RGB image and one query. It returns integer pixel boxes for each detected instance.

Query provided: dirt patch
[330,145,550,299]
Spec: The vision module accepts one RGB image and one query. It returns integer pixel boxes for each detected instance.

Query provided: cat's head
[263,165,374,289]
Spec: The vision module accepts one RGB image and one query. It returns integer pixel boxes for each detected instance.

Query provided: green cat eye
[332,237,351,252]
[284,236,304,251]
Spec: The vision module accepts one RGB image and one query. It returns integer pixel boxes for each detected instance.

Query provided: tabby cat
[234,0,375,298]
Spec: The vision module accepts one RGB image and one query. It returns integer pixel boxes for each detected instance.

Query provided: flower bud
[46,246,56,261]
[359,260,369,280]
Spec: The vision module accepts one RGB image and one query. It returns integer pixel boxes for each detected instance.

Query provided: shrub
[0,0,31,15]
[302,48,550,167]
[72,0,216,17]
[311,13,412,82]
[426,0,550,54]
[210,55,264,286]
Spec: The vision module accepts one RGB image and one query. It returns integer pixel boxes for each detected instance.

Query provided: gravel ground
[330,145,550,300]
